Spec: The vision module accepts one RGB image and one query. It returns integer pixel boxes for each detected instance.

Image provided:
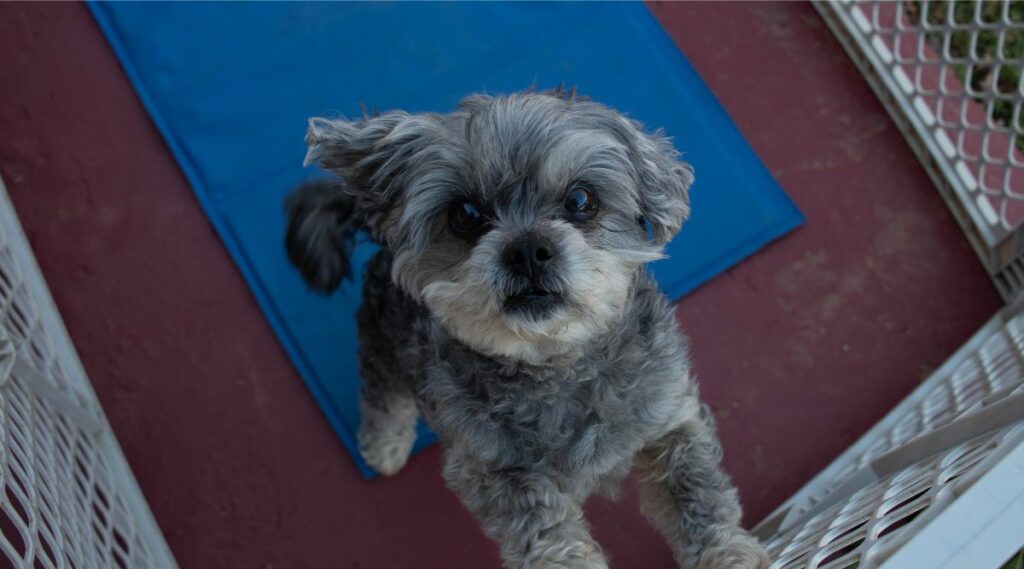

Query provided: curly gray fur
[287,90,768,568]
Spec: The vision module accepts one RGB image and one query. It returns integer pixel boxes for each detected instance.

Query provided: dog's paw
[532,555,608,569]
[527,540,609,569]
[534,561,608,569]
[358,423,416,476]
[697,534,771,569]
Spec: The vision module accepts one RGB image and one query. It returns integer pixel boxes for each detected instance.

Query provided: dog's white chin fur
[422,283,594,364]
[417,227,655,364]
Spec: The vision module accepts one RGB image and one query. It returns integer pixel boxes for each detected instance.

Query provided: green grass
[1005,548,1024,569]
[904,1,1024,151]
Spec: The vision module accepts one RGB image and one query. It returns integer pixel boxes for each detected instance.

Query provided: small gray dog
[285,90,768,569]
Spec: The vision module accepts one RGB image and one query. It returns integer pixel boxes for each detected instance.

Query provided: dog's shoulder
[606,272,690,376]
[357,247,434,361]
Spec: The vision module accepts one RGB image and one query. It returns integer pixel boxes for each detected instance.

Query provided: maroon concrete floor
[0,2,1003,568]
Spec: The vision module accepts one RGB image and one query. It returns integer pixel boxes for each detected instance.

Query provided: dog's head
[304,90,692,362]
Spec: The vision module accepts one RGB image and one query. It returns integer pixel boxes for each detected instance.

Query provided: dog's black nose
[504,237,555,278]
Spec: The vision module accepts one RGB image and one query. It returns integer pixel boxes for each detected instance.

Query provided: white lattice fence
[764,3,1024,566]
[0,178,175,568]
[817,0,1024,299]
[754,301,1024,569]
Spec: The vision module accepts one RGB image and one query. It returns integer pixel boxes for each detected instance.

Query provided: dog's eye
[449,201,489,239]
[564,184,597,220]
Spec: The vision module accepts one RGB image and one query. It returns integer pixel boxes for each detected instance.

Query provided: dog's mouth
[503,286,565,317]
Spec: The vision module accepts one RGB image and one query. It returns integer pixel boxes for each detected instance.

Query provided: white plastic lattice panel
[825,309,1021,501]
[0,178,176,568]
[817,1,1024,298]
[764,422,1024,569]
[755,299,1024,568]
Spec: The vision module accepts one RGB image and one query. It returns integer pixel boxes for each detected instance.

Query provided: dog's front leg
[636,403,769,569]
[444,450,607,569]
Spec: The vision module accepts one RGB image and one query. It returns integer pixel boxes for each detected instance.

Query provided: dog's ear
[304,111,439,241]
[284,180,359,293]
[631,129,693,246]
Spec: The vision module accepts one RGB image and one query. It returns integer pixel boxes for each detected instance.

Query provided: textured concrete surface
[0,2,1002,567]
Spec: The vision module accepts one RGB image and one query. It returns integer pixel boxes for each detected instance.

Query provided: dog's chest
[415,279,691,474]
[421,351,662,474]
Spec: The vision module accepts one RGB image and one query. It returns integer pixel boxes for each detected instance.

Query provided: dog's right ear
[304,111,439,241]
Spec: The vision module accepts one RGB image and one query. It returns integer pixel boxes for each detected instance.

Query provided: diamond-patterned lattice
[758,302,1024,545]
[764,422,1022,569]
[0,181,174,568]
[819,308,1024,496]
[870,1,1022,230]
[821,1,1024,297]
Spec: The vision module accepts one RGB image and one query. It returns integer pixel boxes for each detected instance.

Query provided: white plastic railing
[816,0,1024,299]
[0,177,176,569]
[755,300,1024,569]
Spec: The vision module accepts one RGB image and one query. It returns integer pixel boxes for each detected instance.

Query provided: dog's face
[304,92,692,362]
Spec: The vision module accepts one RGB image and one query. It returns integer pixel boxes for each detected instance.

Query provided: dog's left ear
[631,129,694,245]
[303,111,439,242]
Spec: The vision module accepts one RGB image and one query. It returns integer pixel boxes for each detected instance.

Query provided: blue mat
[89,2,802,477]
